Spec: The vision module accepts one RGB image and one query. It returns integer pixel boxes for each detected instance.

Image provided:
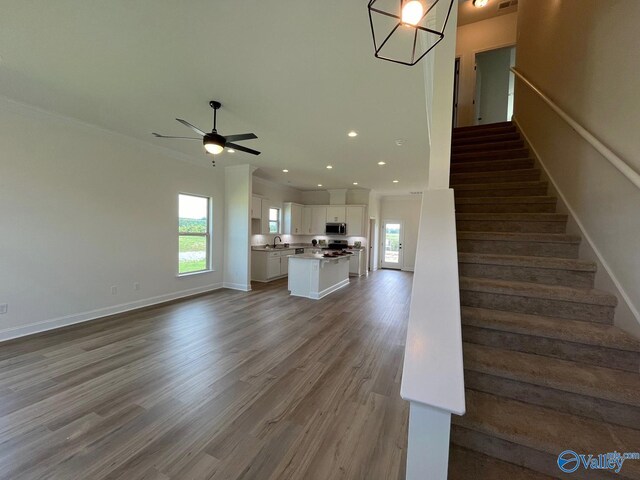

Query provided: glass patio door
[381,220,403,270]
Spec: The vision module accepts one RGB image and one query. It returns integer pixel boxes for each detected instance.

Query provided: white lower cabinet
[252,250,294,282]
[348,250,366,276]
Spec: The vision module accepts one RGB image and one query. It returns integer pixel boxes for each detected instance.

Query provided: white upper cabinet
[346,206,365,236]
[311,206,327,234]
[302,206,312,234]
[251,196,262,219]
[283,203,303,234]
[326,206,346,223]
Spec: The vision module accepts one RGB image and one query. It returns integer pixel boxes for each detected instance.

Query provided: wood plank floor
[0,270,412,480]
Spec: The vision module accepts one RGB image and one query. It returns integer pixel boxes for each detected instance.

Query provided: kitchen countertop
[289,253,351,262]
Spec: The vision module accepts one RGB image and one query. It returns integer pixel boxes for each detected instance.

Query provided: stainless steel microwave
[325,223,347,235]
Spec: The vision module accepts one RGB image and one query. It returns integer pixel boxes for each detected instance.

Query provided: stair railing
[511,67,640,190]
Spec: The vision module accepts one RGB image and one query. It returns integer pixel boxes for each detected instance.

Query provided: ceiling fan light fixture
[473,0,489,7]
[203,133,226,155]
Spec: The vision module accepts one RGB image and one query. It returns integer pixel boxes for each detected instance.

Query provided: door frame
[381,219,404,270]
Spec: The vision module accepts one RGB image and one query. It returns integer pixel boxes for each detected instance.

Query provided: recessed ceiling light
[353,182,358,185]
[393,180,399,183]
[395,139,405,146]
[227,148,235,153]
[378,161,386,166]
[318,184,323,187]
[282,169,289,173]
[326,165,333,169]
[473,0,489,7]
[348,131,358,137]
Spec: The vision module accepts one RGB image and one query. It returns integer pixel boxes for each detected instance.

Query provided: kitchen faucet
[273,236,282,248]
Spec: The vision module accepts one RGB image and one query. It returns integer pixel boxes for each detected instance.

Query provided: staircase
[447,122,640,479]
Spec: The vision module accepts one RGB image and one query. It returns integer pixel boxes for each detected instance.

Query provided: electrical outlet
[134,282,140,291]
[111,286,117,295]
[0,304,7,314]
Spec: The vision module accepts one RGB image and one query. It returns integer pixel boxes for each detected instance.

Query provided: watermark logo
[557,450,640,474]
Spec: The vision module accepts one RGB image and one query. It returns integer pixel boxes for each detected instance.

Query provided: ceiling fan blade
[176,118,206,136]
[225,133,258,142]
[227,142,261,156]
[152,133,201,140]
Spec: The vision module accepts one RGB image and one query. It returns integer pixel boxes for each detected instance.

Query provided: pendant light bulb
[402,0,424,26]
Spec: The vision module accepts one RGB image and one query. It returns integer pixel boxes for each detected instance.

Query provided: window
[269,207,280,234]
[178,193,210,274]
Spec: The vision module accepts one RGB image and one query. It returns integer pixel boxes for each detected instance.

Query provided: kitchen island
[288,254,350,299]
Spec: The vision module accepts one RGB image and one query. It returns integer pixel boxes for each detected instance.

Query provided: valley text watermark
[557,450,640,474]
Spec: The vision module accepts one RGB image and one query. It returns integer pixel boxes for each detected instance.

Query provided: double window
[178,193,211,274]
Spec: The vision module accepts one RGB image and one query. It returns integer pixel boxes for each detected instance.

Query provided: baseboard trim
[223,282,252,292]
[513,116,640,335]
[0,282,224,343]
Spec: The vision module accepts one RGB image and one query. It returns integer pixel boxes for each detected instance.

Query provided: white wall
[368,191,382,271]
[380,195,423,271]
[455,12,518,127]
[515,0,640,336]
[0,97,225,341]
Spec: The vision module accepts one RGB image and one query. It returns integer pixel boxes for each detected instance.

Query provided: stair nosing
[453,181,547,190]
[450,168,540,178]
[456,213,568,222]
[455,196,557,205]
[457,231,581,244]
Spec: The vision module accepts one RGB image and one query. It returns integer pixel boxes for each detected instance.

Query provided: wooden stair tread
[459,276,618,307]
[453,390,640,478]
[463,342,640,407]
[462,307,640,353]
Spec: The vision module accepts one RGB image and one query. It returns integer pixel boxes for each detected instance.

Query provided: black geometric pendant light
[367,0,455,66]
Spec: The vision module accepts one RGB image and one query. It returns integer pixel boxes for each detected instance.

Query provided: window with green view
[178,193,210,274]
[269,208,280,234]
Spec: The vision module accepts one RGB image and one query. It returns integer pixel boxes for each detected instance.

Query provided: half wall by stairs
[447,122,640,480]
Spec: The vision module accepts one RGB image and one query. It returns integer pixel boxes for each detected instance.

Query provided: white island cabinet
[288,254,350,299]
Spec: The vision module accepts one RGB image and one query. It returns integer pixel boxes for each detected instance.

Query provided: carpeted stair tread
[457,231,581,244]
[450,158,535,174]
[459,277,618,307]
[453,181,547,192]
[458,252,595,272]
[456,213,567,222]
[452,148,529,162]
[453,139,525,153]
[463,343,640,408]
[455,196,557,206]
[461,307,640,354]
[452,131,522,146]
[448,446,555,480]
[453,390,640,478]
[451,168,540,182]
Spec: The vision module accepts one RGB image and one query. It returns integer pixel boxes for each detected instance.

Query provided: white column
[406,403,453,480]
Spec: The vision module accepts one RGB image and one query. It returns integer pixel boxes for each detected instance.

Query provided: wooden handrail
[511,67,640,190]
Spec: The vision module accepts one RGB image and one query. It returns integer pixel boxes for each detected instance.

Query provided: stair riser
[451,171,541,185]
[458,263,595,288]
[462,325,640,372]
[453,132,521,146]
[451,426,622,480]
[464,371,640,429]
[450,159,535,174]
[455,186,548,198]
[457,220,566,234]
[455,203,557,214]
[460,291,615,323]
[453,140,525,154]
[453,150,530,163]
[457,239,580,259]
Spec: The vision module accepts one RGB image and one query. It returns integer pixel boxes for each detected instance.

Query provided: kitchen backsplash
[252,234,367,247]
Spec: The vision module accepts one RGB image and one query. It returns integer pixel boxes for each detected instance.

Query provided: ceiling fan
[152,101,260,166]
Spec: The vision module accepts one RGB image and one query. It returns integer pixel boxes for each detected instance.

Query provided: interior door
[474,46,515,125]
[381,220,403,270]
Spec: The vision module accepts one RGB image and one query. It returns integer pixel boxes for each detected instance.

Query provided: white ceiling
[458,0,518,27]
[0,0,432,194]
